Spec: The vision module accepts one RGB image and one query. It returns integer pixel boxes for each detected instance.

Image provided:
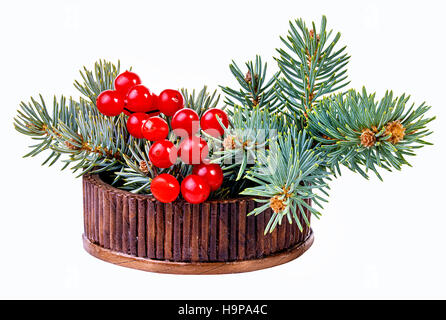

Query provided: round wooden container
[82,173,314,274]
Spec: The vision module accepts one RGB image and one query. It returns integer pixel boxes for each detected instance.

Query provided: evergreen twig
[275,15,350,117]
[306,88,435,179]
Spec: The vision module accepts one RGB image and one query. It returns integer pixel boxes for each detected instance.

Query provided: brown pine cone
[139,160,150,174]
[270,195,286,214]
[385,120,405,144]
[245,70,252,83]
[360,129,376,147]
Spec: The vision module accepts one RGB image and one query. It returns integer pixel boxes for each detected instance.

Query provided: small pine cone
[360,128,376,147]
[309,29,315,38]
[139,160,149,174]
[245,70,252,83]
[309,29,320,42]
[270,195,286,214]
[223,136,236,150]
[385,120,405,144]
[252,96,260,106]
[245,70,259,93]
[253,74,259,92]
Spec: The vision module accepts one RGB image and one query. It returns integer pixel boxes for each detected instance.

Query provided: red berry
[149,140,177,168]
[114,71,141,96]
[122,98,132,116]
[126,113,149,138]
[171,109,200,137]
[149,94,160,116]
[192,163,224,191]
[159,89,184,116]
[178,136,209,165]
[126,84,158,113]
[151,94,160,109]
[96,90,125,116]
[181,174,210,204]
[150,174,180,203]
[142,117,169,141]
[200,109,229,137]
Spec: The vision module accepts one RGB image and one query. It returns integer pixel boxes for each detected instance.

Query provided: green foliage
[55,105,132,177]
[74,59,121,104]
[14,16,435,235]
[216,54,303,187]
[241,130,330,234]
[116,142,154,193]
[207,105,290,181]
[14,95,78,168]
[306,88,435,179]
[220,55,280,113]
[14,60,134,177]
[275,15,350,116]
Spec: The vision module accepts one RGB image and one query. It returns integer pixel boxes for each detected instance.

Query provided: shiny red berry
[126,113,149,138]
[142,117,169,141]
[150,174,180,203]
[192,163,224,191]
[114,71,141,96]
[200,109,229,137]
[151,94,160,110]
[178,136,209,165]
[96,90,125,116]
[171,108,200,137]
[126,84,157,113]
[149,140,177,168]
[159,89,184,116]
[181,174,210,204]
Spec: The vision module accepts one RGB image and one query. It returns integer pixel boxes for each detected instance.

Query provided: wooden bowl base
[82,230,314,275]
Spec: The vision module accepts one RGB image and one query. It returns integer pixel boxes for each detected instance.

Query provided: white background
[1,0,445,299]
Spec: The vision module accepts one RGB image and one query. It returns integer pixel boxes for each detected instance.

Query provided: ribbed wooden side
[83,174,312,263]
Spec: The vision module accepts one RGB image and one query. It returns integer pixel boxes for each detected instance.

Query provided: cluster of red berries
[96,71,229,205]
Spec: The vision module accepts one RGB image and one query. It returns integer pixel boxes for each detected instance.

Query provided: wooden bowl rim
[84,173,260,204]
[82,231,314,275]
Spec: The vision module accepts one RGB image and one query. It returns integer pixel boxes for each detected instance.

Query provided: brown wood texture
[82,173,313,273]
[83,231,313,275]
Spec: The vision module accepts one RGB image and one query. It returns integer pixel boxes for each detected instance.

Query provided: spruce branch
[74,59,121,104]
[52,99,133,176]
[275,15,350,117]
[220,55,280,113]
[207,105,290,182]
[14,95,80,168]
[115,142,155,193]
[306,88,435,179]
[14,60,136,177]
[241,130,330,234]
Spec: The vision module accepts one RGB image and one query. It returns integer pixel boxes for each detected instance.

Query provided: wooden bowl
[82,173,314,274]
